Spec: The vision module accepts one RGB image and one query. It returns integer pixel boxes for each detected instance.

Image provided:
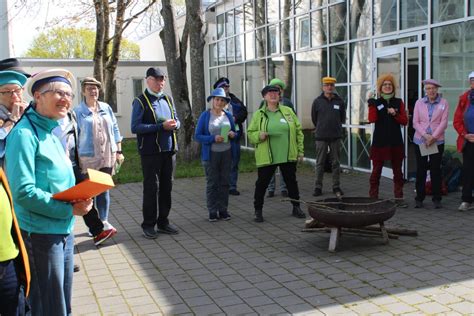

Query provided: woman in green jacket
[247,85,305,222]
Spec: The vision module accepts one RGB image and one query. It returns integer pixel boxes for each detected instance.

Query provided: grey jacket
[311,93,346,140]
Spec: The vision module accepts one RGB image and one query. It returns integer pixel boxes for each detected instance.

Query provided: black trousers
[141,152,173,229]
[462,142,474,203]
[415,144,444,202]
[254,162,300,211]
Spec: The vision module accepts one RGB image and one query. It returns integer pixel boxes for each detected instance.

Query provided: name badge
[333,105,340,110]
[440,105,445,111]
[377,104,384,110]
[280,118,287,123]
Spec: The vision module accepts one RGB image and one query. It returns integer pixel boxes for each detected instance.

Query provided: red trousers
[369,158,404,199]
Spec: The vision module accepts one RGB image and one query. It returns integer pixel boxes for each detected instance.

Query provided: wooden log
[363,225,418,236]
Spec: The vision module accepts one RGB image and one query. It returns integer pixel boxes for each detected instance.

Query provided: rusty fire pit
[307,197,397,252]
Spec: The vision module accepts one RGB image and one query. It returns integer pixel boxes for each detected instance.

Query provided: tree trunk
[160,0,195,161]
[282,0,293,100]
[93,0,105,84]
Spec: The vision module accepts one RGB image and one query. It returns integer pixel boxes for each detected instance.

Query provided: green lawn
[113,139,314,184]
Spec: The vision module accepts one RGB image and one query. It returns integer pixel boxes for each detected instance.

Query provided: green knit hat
[269,78,285,90]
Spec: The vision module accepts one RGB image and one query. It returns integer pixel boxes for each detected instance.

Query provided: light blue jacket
[5,106,75,234]
[74,101,122,157]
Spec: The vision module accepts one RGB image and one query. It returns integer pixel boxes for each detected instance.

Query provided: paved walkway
[72,169,474,315]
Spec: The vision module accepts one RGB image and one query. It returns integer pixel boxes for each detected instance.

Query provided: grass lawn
[113,139,314,184]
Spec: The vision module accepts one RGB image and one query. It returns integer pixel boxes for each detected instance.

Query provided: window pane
[245,32,256,60]
[432,0,464,23]
[132,79,143,98]
[236,34,244,62]
[280,18,294,53]
[296,49,327,155]
[432,21,474,147]
[400,0,427,29]
[226,10,235,37]
[268,25,279,54]
[267,0,280,23]
[295,0,311,16]
[209,43,218,67]
[235,6,244,35]
[246,60,267,116]
[256,27,267,58]
[373,0,397,35]
[227,37,235,63]
[350,0,371,39]
[350,40,371,83]
[218,40,226,65]
[471,1,474,16]
[311,0,327,9]
[244,2,254,31]
[227,64,245,105]
[350,127,371,169]
[209,68,219,91]
[311,9,327,47]
[350,84,371,125]
[217,14,225,39]
[297,16,311,49]
[329,3,347,43]
[330,44,348,83]
[281,0,293,18]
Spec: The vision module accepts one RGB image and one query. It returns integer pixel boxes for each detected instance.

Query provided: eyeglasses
[41,89,75,100]
[0,88,23,97]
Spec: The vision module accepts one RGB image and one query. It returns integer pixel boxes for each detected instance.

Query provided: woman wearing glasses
[74,77,123,232]
[367,73,409,207]
[0,71,28,167]
[5,69,93,315]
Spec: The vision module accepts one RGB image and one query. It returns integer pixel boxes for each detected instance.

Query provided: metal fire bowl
[307,197,397,228]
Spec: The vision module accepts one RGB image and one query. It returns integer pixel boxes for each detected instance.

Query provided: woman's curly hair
[376,73,398,95]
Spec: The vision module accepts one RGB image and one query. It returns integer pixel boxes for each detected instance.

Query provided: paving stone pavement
[73,169,474,315]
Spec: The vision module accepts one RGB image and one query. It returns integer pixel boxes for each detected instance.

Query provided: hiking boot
[229,189,240,196]
[94,228,117,246]
[267,191,275,198]
[458,202,471,211]
[333,187,344,197]
[254,210,264,222]
[415,200,423,208]
[313,188,322,197]
[292,206,306,218]
[142,227,158,239]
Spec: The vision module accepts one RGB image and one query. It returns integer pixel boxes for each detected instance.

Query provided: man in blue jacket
[131,68,180,239]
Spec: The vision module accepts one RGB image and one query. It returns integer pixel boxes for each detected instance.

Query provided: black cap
[213,77,230,89]
[146,67,166,78]
[0,58,31,78]
[261,85,280,97]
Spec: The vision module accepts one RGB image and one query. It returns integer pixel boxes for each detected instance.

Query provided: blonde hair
[376,73,397,94]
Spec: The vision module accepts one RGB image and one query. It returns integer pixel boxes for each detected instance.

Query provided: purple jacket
[413,95,449,143]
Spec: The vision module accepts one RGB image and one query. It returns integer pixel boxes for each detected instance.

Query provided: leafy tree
[24,27,139,60]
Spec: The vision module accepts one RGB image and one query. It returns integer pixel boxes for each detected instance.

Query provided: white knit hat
[469,71,474,80]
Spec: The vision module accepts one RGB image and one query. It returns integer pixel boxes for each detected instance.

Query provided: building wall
[20,59,168,138]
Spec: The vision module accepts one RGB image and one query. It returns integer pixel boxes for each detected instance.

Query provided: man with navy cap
[131,67,180,238]
[0,70,27,166]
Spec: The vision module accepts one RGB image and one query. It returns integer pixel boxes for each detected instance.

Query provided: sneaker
[229,189,240,196]
[254,210,264,222]
[292,206,306,218]
[415,200,423,208]
[313,188,322,197]
[395,198,408,208]
[458,202,471,212]
[102,220,115,231]
[74,264,80,273]
[333,187,344,197]
[281,190,288,197]
[157,224,179,235]
[433,200,442,209]
[94,228,117,246]
[219,211,231,221]
[267,191,275,198]
[142,227,158,239]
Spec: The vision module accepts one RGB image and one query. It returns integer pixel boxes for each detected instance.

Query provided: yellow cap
[322,77,336,84]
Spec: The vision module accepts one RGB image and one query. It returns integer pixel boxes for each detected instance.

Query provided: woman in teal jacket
[247,85,305,222]
[5,69,92,316]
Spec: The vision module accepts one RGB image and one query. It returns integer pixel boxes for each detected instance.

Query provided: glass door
[374,46,405,179]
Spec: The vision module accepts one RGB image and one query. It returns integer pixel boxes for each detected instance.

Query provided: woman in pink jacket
[412,79,449,209]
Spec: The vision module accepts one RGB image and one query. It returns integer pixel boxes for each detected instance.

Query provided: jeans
[415,144,444,202]
[95,167,112,221]
[140,152,173,229]
[462,142,474,203]
[75,171,104,236]
[229,141,240,191]
[203,149,232,217]
[254,162,300,211]
[314,139,341,190]
[21,231,74,316]
[0,258,27,316]
[267,168,287,193]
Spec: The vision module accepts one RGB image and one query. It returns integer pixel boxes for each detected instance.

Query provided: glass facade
[208,0,474,170]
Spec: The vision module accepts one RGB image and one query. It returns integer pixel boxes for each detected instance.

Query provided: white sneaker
[458,202,471,211]
[102,221,115,230]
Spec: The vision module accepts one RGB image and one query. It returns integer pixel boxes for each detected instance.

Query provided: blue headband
[31,76,72,94]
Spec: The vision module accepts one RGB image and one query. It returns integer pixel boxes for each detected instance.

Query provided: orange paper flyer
[53,169,115,201]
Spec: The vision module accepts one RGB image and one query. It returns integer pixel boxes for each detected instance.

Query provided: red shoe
[94,228,117,246]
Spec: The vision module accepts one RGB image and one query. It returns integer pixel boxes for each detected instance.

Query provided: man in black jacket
[131,68,180,239]
[214,77,248,196]
[311,77,346,197]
